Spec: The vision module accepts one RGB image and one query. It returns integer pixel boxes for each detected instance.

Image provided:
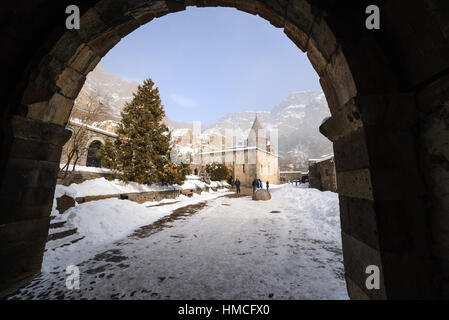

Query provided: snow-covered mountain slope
[74,64,139,120]
[204,91,333,170]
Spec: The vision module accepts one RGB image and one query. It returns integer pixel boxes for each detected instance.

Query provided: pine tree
[205,162,230,181]
[99,78,187,185]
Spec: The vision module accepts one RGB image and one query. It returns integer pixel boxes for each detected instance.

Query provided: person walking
[266,180,269,192]
[252,178,258,194]
[235,178,241,196]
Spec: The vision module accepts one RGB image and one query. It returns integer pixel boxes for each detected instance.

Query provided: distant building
[308,155,337,192]
[188,116,280,186]
[280,171,308,183]
[60,119,118,168]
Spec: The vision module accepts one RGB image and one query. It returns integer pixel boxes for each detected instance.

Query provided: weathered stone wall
[416,74,449,298]
[280,171,307,183]
[125,189,180,203]
[57,170,115,185]
[308,158,337,192]
[60,121,116,167]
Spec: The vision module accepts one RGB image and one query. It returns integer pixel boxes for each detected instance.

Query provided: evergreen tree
[99,78,186,185]
[205,162,230,181]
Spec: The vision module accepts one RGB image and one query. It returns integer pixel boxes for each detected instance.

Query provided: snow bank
[59,163,112,173]
[55,177,181,199]
[61,198,167,245]
[181,179,229,190]
[275,185,340,243]
[57,189,232,246]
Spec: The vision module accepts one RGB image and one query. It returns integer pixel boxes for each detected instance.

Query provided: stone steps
[45,234,85,252]
[47,227,78,242]
[49,220,66,229]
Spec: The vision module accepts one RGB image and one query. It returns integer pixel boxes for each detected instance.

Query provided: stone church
[192,116,280,186]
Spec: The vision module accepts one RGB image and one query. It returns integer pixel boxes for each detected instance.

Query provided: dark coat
[252,179,258,188]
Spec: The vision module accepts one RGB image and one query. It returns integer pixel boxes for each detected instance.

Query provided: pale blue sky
[101,7,320,125]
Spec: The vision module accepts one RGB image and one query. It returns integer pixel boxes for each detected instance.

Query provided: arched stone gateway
[1,0,448,299]
[86,140,103,167]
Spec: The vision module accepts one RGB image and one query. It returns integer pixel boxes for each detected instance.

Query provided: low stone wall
[125,189,180,204]
[308,158,337,192]
[55,185,229,214]
[57,170,114,186]
[180,187,210,196]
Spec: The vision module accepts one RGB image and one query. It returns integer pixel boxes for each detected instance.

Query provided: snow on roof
[69,119,118,138]
[309,154,334,163]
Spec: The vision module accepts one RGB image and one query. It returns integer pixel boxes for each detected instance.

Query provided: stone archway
[86,140,103,167]
[1,0,449,299]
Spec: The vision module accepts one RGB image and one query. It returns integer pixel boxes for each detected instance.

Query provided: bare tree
[60,93,108,177]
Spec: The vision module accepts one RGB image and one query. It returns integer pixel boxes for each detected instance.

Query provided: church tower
[247,114,267,150]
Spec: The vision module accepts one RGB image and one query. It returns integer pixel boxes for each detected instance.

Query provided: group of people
[252,178,269,194]
[228,176,241,195]
[227,176,270,196]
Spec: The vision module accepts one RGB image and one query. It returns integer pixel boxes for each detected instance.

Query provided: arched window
[86,140,102,168]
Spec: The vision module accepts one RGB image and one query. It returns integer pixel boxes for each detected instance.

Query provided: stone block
[337,169,373,201]
[49,31,83,66]
[55,67,86,99]
[10,116,71,146]
[332,128,370,172]
[323,46,357,107]
[257,3,284,28]
[87,28,122,57]
[235,0,257,15]
[284,0,314,34]
[339,196,379,250]
[56,195,76,214]
[27,92,75,126]
[319,101,363,143]
[252,189,271,201]
[319,77,339,114]
[67,44,100,75]
[76,8,109,43]
[341,232,386,299]
[283,21,308,52]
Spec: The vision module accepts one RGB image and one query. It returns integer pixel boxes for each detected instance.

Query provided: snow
[321,116,331,125]
[60,199,160,245]
[309,153,334,163]
[43,188,232,272]
[10,184,347,300]
[59,164,112,173]
[180,179,209,190]
[286,104,306,109]
[69,119,118,137]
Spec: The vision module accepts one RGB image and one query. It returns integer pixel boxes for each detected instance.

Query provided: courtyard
[7,185,347,300]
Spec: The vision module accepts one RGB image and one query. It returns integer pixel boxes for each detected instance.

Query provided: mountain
[203,91,333,170]
[73,64,139,120]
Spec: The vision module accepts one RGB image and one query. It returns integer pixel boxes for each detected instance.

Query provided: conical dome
[251,114,263,131]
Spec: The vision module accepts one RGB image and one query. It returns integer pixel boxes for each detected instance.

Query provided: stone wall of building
[308,157,337,192]
[57,170,115,186]
[280,171,308,183]
[60,121,117,167]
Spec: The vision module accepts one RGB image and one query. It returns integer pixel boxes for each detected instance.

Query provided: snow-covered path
[8,185,348,300]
